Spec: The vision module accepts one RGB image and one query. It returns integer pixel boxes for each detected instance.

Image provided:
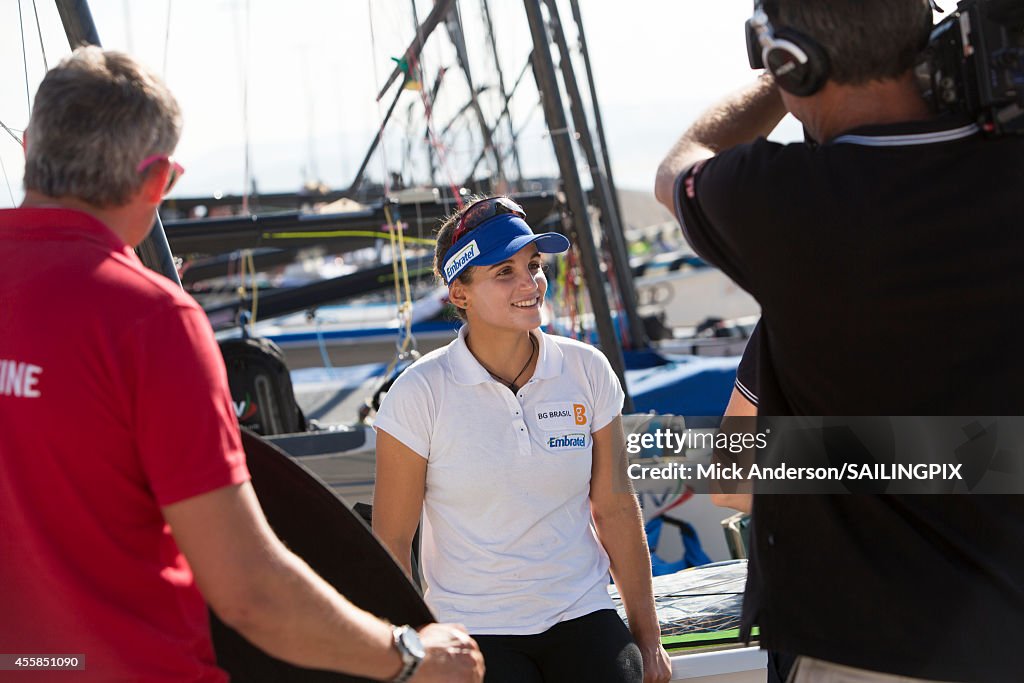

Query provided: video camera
[916,0,1024,135]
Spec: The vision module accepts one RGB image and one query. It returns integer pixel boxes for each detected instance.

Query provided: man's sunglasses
[452,196,526,244]
[136,154,185,196]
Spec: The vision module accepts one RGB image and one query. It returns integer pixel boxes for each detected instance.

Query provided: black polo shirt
[677,118,1024,681]
[734,322,760,408]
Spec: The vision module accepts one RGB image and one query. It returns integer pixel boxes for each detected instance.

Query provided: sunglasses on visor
[451,197,527,244]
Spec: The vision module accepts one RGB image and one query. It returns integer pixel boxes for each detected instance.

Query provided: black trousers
[769,650,797,683]
[473,609,643,683]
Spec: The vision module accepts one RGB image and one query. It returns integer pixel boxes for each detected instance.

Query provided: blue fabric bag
[645,515,712,576]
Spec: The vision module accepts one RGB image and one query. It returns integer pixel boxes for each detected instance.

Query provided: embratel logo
[443,240,479,282]
[549,433,587,450]
[234,394,258,421]
[573,403,587,425]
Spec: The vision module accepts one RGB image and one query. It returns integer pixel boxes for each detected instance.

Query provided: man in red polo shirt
[0,47,482,683]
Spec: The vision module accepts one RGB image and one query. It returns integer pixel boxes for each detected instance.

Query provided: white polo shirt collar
[447,325,564,386]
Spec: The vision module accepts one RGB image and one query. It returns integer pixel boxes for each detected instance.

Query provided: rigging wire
[301,49,319,186]
[30,0,48,71]
[162,0,173,79]
[413,196,426,289]
[367,0,393,198]
[0,120,24,147]
[603,239,631,348]
[369,1,412,308]
[367,0,421,406]
[462,56,531,185]
[415,4,452,208]
[18,0,32,120]
[0,154,16,206]
[232,0,253,215]
[361,2,461,205]
[227,248,259,339]
[242,0,252,214]
[409,2,462,206]
[385,203,416,352]
[122,0,134,54]
[416,64,464,205]
[494,98,542,179]
[562,246,580,340]
[478,0,521,186]
[408,0,427,187]
[403,23,433,292]
[260,229,433,246]
[236,248,259,336]
[447,0,504,185]
[218,0,253,321]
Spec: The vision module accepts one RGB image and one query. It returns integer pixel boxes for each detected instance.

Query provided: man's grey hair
[767,0,933,85]
[23,46,182,207]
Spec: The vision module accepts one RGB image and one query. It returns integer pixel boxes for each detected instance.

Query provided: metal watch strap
[390,625,422,683]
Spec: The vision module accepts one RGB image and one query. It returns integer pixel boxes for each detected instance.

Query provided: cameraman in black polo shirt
[655,1,1024,681]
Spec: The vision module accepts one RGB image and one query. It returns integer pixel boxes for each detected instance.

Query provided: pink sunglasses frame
[136,154,185,195]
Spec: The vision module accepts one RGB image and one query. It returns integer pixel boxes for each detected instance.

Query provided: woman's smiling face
[457,247,546,332]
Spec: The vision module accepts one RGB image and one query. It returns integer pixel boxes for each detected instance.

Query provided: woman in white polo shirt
[372,197,671,683]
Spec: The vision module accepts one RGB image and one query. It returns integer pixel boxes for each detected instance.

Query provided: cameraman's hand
[409,623,484,683]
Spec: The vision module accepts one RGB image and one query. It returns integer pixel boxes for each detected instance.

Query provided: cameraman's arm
[710,388,756,514]
[655,75,786,212]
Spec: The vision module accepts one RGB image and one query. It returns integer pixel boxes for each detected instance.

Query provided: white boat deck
[670,647,767,682]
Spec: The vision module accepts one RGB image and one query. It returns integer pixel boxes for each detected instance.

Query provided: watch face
[401,628,426,659]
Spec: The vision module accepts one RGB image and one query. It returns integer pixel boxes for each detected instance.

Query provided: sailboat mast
[480,0,524,187]
[444,5,506,188]
[523,0,633,411]
[543,0,646,350]
[409,0,434,188]
[462,55,532,187]
[54,0,100,47]
[376,0,455,101]
[54,0,182,288]
[351,0,455,196]
[568,0,624,230]
[346,83,406,196]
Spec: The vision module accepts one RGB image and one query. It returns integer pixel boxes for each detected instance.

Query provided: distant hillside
[617,188,676,231]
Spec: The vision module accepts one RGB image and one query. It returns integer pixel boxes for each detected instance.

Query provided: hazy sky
[0,0,957,208]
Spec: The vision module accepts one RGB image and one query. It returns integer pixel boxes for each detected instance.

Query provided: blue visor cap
[442,213,570,285]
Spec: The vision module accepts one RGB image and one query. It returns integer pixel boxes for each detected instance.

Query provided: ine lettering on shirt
[0,359,43,398]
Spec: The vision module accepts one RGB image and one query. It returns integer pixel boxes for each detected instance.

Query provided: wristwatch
[390,625,425,683]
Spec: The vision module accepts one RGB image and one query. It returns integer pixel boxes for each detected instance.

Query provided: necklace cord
[478,333,537,393]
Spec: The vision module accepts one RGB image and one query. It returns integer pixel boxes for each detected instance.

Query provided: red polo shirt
[0,208,249,681]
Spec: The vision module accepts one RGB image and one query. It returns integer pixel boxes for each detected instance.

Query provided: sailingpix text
[627,461,964,482]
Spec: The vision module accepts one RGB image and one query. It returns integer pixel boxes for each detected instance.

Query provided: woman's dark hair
[433,194,488,321]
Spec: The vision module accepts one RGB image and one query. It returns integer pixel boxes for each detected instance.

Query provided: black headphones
[745,1,830,97]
